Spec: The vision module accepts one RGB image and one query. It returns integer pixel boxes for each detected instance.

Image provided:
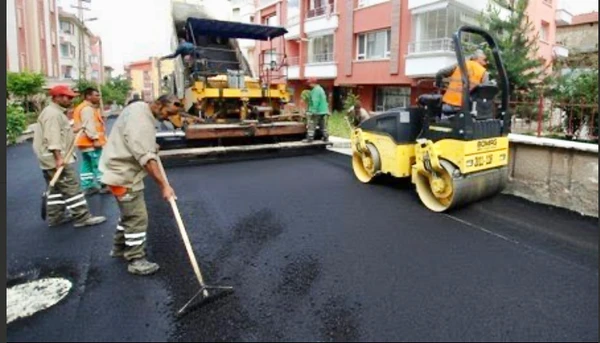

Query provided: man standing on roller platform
[303,78,330,142]
[73,87,109,195]
[33,85,107,228]
[100,94,179,276]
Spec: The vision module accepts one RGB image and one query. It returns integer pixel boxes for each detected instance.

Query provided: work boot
[48,214,74,227]
[128,258,160,275]
[73,215,107,228]
[302,137,314,143]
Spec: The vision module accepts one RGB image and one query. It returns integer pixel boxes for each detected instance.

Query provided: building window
[357,0,389,8]
[287,0,300,25]
[308,34,334,63]
[60,43,71,58]
[357,29,391,60]
[263,14,278,26]
[540,21,550,42]
[60,21,74,34]
[409,6,478,54]
[91,55,99,63]
[232,8,240,21]
[62,65,73,79]
[307,0,334,18]
[92,70,99,80]
[375,87,411,112]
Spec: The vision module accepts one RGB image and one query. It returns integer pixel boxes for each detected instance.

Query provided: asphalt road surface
[6,118,598,342]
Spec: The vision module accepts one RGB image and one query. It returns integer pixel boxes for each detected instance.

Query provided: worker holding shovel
[33,85,107,228]
[99,94,179,276]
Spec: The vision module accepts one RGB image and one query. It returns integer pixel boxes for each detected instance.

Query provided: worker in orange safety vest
[436,49,490,119]
[72,87,109,195]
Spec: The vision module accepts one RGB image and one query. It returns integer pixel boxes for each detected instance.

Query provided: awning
[185,17,288,41]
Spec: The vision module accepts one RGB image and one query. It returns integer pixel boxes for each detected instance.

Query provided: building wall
[126,61,154,101]
[525,0,558,64]
[556,22,599,52]
[7,0,60,78]
[6,0,20,72]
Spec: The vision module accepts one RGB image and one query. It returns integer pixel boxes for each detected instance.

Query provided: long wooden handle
[168,197,206,287]
[156,158,206,288]
[49,130,84,187]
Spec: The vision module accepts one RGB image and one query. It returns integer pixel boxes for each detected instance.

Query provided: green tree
[548,66,598,141]
[102,77,132,106]
[6,103,27,144]
[478,0,552,119]
[7,72,46,113]
[73,77,132,107]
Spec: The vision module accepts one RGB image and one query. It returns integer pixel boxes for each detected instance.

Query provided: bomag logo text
[477,139,497,150]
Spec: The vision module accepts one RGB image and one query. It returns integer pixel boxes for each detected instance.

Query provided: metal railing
[408,38,455,54]
[307,4,334,19]
[506,95,598,142]
[308,52,335,64]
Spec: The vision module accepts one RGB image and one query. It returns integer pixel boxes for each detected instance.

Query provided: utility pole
[71,0,91,81]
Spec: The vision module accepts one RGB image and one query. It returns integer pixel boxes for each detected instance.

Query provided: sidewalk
[327,136,352,156]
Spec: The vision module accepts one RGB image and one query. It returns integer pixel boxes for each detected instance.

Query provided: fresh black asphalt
[6,118,598,342]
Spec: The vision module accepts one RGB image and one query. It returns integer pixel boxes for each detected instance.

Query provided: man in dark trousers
[33,85,107,228]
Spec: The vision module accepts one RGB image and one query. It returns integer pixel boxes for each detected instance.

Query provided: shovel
[41,130,83,221]
[156,157,234,317]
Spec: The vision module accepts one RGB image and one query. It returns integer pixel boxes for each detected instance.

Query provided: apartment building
[6,0,62,84]
[124,60,154,101]
[254,0,571,112]
[125,58,177,101]
[230,0,259,76]
[58,9,103,84]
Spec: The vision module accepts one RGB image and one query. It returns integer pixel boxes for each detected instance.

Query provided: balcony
[305,53,336,79]
[408,0,510,21]
[405,38,457,77]
[304,4,338,37]
[553,44,569,58]
[555,0,573,26]
[286,56,300,79]
[285,15,301,40]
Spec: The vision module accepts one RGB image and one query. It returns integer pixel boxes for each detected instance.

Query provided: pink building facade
[253,0,571,112]
[7,0,61,82]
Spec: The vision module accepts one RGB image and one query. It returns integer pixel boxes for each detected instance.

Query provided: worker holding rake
[99,94,180,276]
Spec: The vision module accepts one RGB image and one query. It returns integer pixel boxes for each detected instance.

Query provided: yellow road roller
[351,25,511,212]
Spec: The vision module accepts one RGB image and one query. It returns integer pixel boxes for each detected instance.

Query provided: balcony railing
[287,15,300,26]
[307,4,334,19]
[408,38,454,54]
[308,52,334,64]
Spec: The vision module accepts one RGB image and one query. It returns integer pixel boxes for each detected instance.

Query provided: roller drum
[415,161,508,212]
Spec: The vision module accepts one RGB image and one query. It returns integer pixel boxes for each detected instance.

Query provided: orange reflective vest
[73,101,106,148]
[442,60,487,107]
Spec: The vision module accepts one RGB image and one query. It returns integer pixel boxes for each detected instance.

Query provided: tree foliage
[7,72,46,113]
[478,0,553,111]
[547,66,598,140]
[7,72,46,98]
[6,103,27,144]
[73,77,132,106]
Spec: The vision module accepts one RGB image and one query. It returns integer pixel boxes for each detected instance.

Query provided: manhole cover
[7,277,72,324]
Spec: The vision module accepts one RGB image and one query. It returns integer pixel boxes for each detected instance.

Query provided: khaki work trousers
[43,165,92,225]
[307,114,329,140]
[112,189,148,261]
